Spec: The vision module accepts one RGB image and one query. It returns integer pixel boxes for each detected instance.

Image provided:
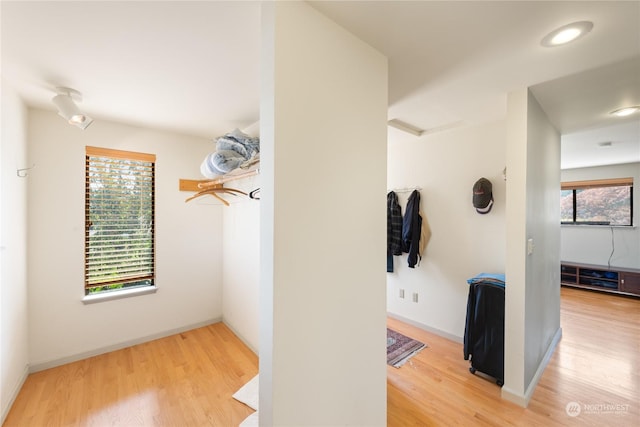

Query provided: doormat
[387,328,426,368]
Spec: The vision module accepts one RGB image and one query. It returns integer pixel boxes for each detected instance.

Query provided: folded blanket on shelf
[217,129,260,159]
[200,152,225,178]
[201,128,260,178]
[212,150,246,174]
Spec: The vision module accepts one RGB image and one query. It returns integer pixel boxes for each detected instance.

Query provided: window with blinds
[561,177,633,226]
[85,146,156,294]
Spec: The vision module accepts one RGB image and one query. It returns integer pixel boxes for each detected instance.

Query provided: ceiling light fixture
[610,105,640,117]
[541,21,593,47]
[52,87,94,130]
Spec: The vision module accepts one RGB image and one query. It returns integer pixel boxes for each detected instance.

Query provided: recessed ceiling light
[610,106,640,117]
[541,21,593,47]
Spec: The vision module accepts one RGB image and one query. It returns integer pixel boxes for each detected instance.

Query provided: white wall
[222,174,260,352]
[503,89,561,406]
[27,109,223,368]
[1,81,30,423]
[260,2,388,425]
[386,120,506,340]
[504,89,528,399]
[561,162,640,269]
[523,92,561,389]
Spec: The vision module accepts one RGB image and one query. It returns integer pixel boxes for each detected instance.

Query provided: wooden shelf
[561,262,640,297]
[179,168,259,193]
[179,179,222,192]
[178,167,259,206]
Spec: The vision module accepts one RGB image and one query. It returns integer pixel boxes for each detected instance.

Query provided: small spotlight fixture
[52,87,94,130]
[541,21,593,47]
[610,106,640,117]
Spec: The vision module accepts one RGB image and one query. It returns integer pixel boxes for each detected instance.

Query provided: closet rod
[198,168,259,189]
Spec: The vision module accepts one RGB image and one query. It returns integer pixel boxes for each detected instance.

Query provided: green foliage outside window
[85,147,155,295]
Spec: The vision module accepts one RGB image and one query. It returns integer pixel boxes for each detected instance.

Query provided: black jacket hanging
[402,190,422,268]
[387,191,403,272]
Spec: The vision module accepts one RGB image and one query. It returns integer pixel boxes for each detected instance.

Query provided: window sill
[82,286,157,305]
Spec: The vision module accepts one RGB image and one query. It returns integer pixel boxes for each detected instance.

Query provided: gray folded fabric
[216,129,260,160]
[228,128,260,154]
[200,129,260,178]
[200,153,226,178]
[212,150,246,174]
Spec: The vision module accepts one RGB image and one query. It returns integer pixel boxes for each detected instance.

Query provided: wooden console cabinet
[561,262,640,297]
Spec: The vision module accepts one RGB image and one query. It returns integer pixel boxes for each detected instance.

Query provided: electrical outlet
[399,289,405,299]
[412,292,418,303]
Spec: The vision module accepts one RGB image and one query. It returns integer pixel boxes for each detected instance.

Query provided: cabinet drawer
[619,273,640,295]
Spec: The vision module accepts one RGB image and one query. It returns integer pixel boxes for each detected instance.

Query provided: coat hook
[17,164,36,178]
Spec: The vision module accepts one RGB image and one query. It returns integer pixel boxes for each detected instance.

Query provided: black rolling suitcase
[463,278,505,386]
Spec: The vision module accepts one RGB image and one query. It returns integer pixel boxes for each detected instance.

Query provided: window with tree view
[85,146,156,295]
[561,178,633,226]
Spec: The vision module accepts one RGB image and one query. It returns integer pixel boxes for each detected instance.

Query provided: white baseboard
[387,312,463,343]
[222,319,258,355]
[502,327,562,407]
[501,385,528,407]
[1,363,29,425]
[29,317,222,373]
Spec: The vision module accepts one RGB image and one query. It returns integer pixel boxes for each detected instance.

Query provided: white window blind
[561,177,633,190]
[85,146,156,294]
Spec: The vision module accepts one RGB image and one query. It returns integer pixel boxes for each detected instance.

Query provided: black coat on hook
[402,190,422,268]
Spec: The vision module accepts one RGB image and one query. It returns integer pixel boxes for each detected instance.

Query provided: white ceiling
[2,1,639,169]
[1,1,262,138]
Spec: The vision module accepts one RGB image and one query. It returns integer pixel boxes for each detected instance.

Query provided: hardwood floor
[387,286,639,426]
[3,324,259,427]
[4,286,638,426]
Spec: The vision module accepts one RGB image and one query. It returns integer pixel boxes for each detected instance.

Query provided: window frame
[84,146,157,299]
[561,177,634,227]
